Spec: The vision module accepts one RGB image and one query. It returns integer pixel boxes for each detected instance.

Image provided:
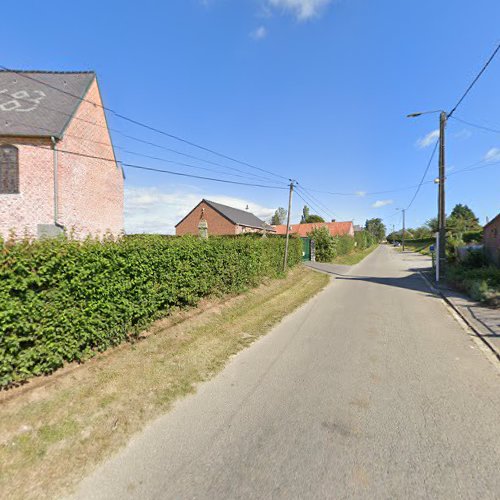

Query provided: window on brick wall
[0,145,19,194]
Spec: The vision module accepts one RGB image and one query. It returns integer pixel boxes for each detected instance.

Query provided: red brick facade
[484,213,500,266]
[0,77,123,240]
[176,200,238,236]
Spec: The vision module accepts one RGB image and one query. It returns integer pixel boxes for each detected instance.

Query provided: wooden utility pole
[438,111,447,280]
[283,181,295,272]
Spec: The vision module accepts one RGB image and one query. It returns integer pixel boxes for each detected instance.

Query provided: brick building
[176,199,274,236]
[484,213,500,266]
[273,221,354,238]
[0,70,123,240]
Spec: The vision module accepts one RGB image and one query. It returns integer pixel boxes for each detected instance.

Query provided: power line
[448,42,500,118]
[405,140,439,210]
[294,188,334,222]
[18,142,288,190]
[449,115,500,134]
[296,184,337,220]
[0,66,289,182]
[0,89,286,185]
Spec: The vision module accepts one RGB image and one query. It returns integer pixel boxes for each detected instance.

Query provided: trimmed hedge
[0,234,302,387]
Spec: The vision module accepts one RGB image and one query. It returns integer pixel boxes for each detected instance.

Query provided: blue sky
[2,0,499,233]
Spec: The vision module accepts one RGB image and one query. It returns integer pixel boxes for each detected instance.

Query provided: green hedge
[0,235,302,387]
[308,230,375,263]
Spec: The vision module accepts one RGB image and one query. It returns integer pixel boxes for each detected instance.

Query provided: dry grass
[0,266,328,500]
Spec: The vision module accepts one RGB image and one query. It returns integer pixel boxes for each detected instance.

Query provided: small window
[0,145,19,194]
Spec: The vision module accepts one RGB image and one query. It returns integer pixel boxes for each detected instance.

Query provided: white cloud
[125,187,276,234]
[267,0,333,21]
[484,147,500,162]
[416,129,439,149]
[371,199,393,208]
[250,25,268,40]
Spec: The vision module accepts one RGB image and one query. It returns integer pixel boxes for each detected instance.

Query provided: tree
[300,205,310,223]
[365,218,386,242]
[270,207,287,225]
[300,205,324,223]
[447,203,481,235]
[305,214,325,223]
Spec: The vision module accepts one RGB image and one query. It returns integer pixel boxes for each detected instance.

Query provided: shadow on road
[306,262,436,296]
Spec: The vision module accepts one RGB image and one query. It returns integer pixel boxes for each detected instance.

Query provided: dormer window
[0,145,19,194]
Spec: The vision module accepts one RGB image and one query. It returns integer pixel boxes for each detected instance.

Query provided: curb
[419,271,500,362]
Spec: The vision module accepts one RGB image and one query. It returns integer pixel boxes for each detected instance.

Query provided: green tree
[270,207,287,225]
[301,205,310,223]
[305,214,325,223]
[447,203,481,236]
[365,218,386,242]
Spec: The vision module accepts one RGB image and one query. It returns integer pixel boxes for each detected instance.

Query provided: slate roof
[204,200,274,230]
[273,221,354,237]
[176,199,274,231]
[0,70,96,139]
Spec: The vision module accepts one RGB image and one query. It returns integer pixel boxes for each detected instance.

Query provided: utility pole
[438,111,447,280]
[283,180,295,272]
[402,209,406,252]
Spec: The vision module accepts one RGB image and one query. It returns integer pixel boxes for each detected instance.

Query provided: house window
[0,145,19,194]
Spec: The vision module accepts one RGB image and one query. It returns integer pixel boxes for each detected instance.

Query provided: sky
[1,0,499,233]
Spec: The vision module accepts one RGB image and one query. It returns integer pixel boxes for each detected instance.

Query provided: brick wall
[176,201,237,236]
[57,78,123,238]
[0,77,123,240]
[0,137,54,239]
[484,215,500,266]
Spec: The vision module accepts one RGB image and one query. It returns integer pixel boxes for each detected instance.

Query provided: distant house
[353,224,364,233]
[0,70,123,240]
[175,199,275,236]
[484,213,500,266]
[273,221,354,238]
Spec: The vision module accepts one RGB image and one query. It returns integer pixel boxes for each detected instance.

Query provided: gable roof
[273,221,354,238]
[175,199,274,231]
[484,213,500,229]
[0,70,95,139]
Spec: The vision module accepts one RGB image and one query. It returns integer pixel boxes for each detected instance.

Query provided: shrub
[309,227,336,262]
[0,234,302,387]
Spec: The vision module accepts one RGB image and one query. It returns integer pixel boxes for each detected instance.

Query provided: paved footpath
[72,246,500,500]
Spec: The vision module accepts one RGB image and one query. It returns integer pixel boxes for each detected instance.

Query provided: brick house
[176,199,274,236]
[0,70,124,240]
[484,213,500,266]
[273,221,355,238]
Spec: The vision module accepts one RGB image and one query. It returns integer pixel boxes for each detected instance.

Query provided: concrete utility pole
[438,111,447,280]
[283,181,295,272]
[402,209,406,252]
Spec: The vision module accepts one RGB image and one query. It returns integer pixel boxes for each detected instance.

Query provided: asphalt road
[72,246,500,500]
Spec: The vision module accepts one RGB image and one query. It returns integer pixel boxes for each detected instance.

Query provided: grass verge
[330,245,378,266]
[0,266,328,500]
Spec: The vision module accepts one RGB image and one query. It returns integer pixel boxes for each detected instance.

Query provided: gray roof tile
[204,199,273,230]
[0,70,95,138]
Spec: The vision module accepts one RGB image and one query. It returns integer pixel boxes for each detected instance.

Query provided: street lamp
[407,109,447,281]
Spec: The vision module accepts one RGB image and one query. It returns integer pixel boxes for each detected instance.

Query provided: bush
[463,231,483,244]
[309,227,336,262]
[355,231,375,250]
[0,234,302,387]
[446,262,500,305]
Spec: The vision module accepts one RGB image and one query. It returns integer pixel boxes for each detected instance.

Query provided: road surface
[72,246,500,499]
